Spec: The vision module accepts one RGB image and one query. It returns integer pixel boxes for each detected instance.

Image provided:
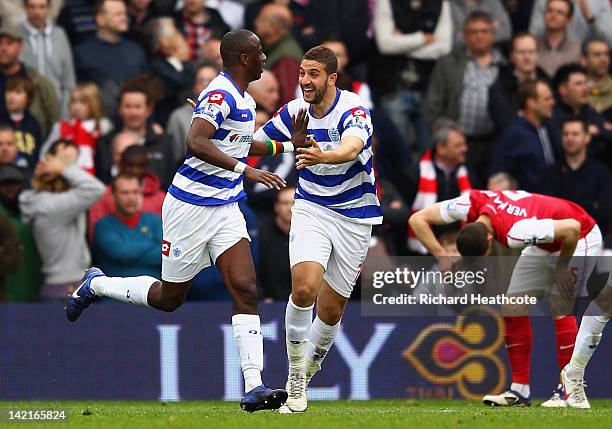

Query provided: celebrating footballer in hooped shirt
[409,189,603,408]
[255,45,382,413]
[65,29,313,413]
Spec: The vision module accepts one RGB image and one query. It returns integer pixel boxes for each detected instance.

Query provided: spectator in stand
[57,0,97,46]
[20,0,76,119]
[0,75,43,172]
[0,125,25,168]
[403,119,472,255]
[200,38,223,68]
[246,69,280,115]
[207,0,245,31]
[174,0,229,61]
[126,0,157,49]
[74,0,148,117]
[167,60,220,161]
[489,33,549,132]
[529,0,612,47]
[93,173,162,278]
[449,0,512,48]
[255,3,303,105]
[258,185,294,302]
[19,140,105,300]
[0,164,43,301]
[550,63,612,165]
[489,79,559,192]
[147,17,195,127]
[424,11,505,187]
[95,80,176,189]
[0,210,20,302]
[323,38,373,109]
[41,83,113,176]
[0,21,58,139]
[532,0,581,79]
[581,38,612,120]
[89,144,164,240]
[541,116,612,234]
[372,0,452,152]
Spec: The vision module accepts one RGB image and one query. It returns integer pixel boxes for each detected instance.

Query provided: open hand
[296,138,326,169]
[291,108,310,148]
[243,166,286,190]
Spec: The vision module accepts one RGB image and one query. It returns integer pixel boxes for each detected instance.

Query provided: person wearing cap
[0,20,59,138]
[0,163,43,301]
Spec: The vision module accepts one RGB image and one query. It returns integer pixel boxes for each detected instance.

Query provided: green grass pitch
[0,400,610,428]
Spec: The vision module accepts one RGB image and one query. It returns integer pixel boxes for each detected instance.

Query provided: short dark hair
[48,139,78,156]
[303,45,338,75]
[456,222,490,256]
[562,116,589,133]
[119,75,163,107]
[554,63,587,90]
[463,10,494,29]
[0,124,15,135]
[547,0,574,18]
[511,32,539,51]
[6,75,35,108]
[94,0,124,16]
[517,79,549,110]
[581,37,610,56]
[120,144,148,164]
[196,58,221,74]
[23,0,52,6]
[111,172,140,192]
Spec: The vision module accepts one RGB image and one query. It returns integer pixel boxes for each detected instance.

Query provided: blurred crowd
[0,0,611,302]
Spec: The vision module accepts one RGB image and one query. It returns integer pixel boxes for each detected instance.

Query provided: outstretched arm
[295,136,364,169]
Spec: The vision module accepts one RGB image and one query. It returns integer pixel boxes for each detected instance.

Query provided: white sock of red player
[90,276,157,306]
[304,316,340,379]
[285,295,314,371]
[566,303,609,380]
[232,314,264,392]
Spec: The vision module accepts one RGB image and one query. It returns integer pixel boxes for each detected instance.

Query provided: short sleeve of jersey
[439,193,472,224]
[506,218,555,249]
[339,106,372,145]
[192,90,233,130]
[254,104,293,142]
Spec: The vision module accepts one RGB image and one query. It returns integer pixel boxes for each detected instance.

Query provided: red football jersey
[440,190,596,252]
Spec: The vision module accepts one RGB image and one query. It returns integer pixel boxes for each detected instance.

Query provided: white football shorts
[161,194,250,283]
[507,224,602,296]
[289,199,372,298]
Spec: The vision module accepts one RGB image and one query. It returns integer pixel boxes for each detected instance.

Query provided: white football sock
[285,295,314,371]
[90,276,157,307]
[232,314,264,392]
[305,316,340,378]
[567,303,609,379]
[510,382,530,398]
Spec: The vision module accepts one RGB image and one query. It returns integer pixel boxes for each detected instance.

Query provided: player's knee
[291,280,317,306]
[316,301,343,325]
[229,276,258,303]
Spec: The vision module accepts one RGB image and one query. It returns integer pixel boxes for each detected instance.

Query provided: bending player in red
[409,189,602,407]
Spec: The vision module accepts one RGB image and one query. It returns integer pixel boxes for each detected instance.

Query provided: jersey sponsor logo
[208,91,225,105]
[162,240,171,257]
[229,133,253,143]
[328,127,340,142]
[351,108,367,119]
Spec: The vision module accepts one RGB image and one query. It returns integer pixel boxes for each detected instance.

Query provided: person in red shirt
[409,189,602,407]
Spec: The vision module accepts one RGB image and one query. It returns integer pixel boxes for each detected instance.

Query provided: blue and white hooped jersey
[254,89,382,225]
[168,71,255,206]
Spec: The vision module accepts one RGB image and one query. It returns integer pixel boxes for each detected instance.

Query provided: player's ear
[328,72,337,86]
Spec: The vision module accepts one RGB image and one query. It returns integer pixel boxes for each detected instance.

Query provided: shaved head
[220,29,260,67]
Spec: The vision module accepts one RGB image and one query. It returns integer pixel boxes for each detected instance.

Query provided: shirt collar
[23,20,52,37]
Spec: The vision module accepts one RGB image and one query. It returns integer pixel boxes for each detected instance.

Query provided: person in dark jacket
[95,81,176,189]
[489,32,549,132]
[489,79,560,191]
[541,116,612,234]
[0,210,21,302]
